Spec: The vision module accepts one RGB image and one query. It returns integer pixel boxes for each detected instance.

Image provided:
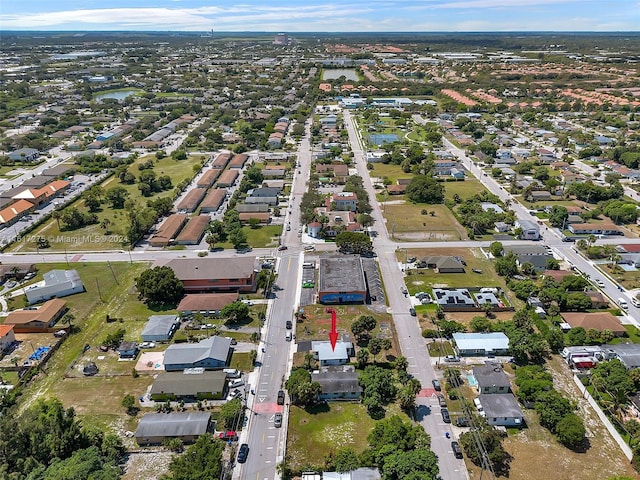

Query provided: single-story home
[135,412,211,446]
[0,264,36,282]
[312,367,363,401]
[568,223,622,236]
[8,148,39,162]
[177,293,239,316]
[163,336,232,371]
[118,341,139,359]
[311,340,354,366]
[25,269,85,304]
[433,288,475,309]
[561,312,626,336]
[141,315,180,342]
[453,332,510,357]
[472,362,511,394]
[478,393,524,427]
[516,254,553,272]
[418,256,465,273]
[4,298,67,332]
[150,371,227,401]
[0,324,16,352]
[149,214,188,247]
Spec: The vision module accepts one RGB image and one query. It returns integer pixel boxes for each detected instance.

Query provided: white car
[595,279,605,288]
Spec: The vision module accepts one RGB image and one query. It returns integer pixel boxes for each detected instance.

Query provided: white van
[285,331,293,342]
[619,298,629,310]
[480,288,498,294]
[223,368,241,379]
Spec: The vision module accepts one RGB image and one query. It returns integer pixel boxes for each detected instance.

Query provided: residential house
[478,394,524,427]
[149,214,188,247]
[453,332,510,357]
[432,288,475,309]
[175,215,209,245]
[0,264,36,282]
[515,219,540,241]
[516,254,554,272]
[141,315,180,342]
[118,341,139,359]
[176,188,207,213]
[561,312,626,336]
[135,412,211,446]
[0,325,16,352]
[150,371,227,401]
[4,299,67,332]
[0,199,36,227]
[216,169,239,188]
[472,362,511,394]
[418,256,465,273]
[8,148,39,162]
[331,192,358,212]
[199,189,227,213]
[526,190,552,202]
[177,293,239,316]
[568,223,622,236]
[162,257,258,293]
[25,269,85,304]
[311,340,354,366]
[586,291,609,309]
[196,169,221,189]
[163,336,232,371]
[475,292,501,307]
[211,153,231,169]
[312,366,363,401]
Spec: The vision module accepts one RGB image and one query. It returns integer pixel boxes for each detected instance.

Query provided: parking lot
[299,259,317,306]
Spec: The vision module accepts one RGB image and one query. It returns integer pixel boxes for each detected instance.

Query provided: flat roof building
[318,256,366,304]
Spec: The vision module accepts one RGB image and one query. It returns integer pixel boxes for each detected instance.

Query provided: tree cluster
[285,368,321,407]
[459,417,512,476]
[0,398,125,480]
[161,434,224,480]
[135,266,184,305]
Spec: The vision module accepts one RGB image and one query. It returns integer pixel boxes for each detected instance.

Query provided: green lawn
[444,178,488,201]
[287,403,377,470]
[229,352,255,371]
[384,203,467,241]
[17,262,148,427]
[368,163,408,185]
[399,247,509,292]
[9,154,205,252]
[609,324,640,344]
[218,225,282,249]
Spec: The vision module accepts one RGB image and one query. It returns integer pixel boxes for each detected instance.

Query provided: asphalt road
[344,110,468,480]
[233,120,313,479]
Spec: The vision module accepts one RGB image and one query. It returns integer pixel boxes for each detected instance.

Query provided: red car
[219,431,238,441]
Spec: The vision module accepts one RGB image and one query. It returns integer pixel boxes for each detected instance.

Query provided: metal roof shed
[135,412,211,445]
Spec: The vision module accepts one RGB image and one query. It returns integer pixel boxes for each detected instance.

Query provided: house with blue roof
[452,332,510,357]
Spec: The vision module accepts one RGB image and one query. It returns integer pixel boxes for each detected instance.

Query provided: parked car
[274,413,283,428]
[444,355,461,363]
[286,320,292,329]
[437,393,447,407]
[277,390,285,405]
[218,430,238,441]
[226,389,243,401]
[409,307,416,316]
[432,379,442,391]
[229,379,244,389]
[455,417,470,427]
[441,408,451,423]
[451,441,463,458]
[237,443,249,463]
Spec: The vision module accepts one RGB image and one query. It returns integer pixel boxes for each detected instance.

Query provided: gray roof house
[163,336,232,371]
[516,254,553,272]
[135,412,211,445]
[478,394,524,427]
[432,288,476,309]
[9,148,39,162]
[25,269,85,304]
[150,371,227,401]
[472,362,511,394]
[475,292,501,307]
[312,366,363,401]
[141,315,180,342]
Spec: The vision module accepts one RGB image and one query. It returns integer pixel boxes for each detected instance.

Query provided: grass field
[399,246,510,292]
[9,154,204,252]
[384,203,467,241]
[444,179,488,201]
[218,225,282,249]
[17,262,148,424]
[368,163,408,185]
[287,403,409,471]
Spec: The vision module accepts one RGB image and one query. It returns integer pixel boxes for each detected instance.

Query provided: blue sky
[2,0,639,32]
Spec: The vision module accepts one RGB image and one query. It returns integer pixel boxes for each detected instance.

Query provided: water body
[322,69,359,81]
[94,90,140,101]
[50,51,106,60]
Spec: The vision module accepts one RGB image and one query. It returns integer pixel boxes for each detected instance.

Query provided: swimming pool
[467,374,477,387]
